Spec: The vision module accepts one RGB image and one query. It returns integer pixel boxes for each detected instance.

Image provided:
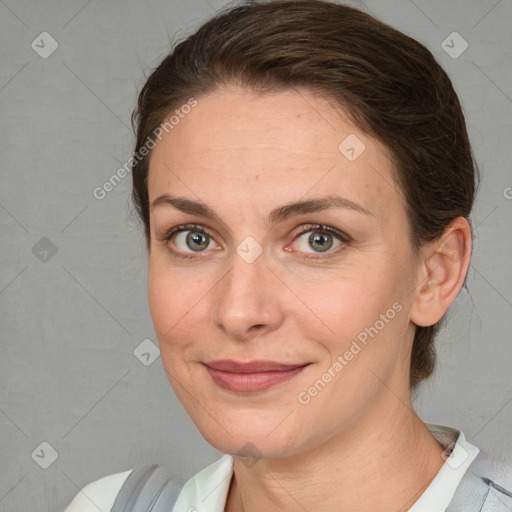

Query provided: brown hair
[130,0,478,394]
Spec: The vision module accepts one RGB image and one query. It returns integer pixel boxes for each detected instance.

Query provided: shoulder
[448,447,512,511]
[474,448,512,483]
[475,449,512,508]
[64,468,133,512]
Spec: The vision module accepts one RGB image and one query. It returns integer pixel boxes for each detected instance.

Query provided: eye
[159,223,218,259]
[288,224,349,259]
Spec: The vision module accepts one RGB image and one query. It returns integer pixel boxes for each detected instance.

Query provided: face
[147,86,423,459]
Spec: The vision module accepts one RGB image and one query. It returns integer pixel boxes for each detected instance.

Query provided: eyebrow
[150,193,373,225]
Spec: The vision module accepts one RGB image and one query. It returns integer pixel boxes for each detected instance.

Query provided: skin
[146,85,471,511]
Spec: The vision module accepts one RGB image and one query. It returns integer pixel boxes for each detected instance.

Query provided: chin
[196,417,306,460]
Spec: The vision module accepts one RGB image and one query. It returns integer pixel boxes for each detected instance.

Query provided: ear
[410,217,472,327]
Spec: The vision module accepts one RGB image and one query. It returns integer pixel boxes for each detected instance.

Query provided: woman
[65,1,512,510]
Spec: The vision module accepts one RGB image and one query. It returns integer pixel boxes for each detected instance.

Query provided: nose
[212,247,284,342]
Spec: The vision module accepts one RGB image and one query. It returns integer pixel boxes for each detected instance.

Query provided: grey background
[0,0,510,510]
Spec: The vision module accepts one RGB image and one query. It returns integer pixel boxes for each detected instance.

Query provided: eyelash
[158,223,351,260]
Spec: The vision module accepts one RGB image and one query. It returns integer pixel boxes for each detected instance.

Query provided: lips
[204,359,309,372]
[203,359,311,393]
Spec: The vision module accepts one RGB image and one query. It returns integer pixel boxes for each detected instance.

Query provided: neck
[224,396,445,512]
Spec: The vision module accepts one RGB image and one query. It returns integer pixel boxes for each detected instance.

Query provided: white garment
[64,422,480,512]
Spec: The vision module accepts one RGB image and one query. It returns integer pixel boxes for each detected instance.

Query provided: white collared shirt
[64,422,480,512]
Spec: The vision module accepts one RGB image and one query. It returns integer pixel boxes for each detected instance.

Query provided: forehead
[147,87,401,220]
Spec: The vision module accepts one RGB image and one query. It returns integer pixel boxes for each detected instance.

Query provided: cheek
[305,262,409,370]
[308,270,387,330]
[302,284,407,408]
[147,257,193,342]
[147,260,171,335]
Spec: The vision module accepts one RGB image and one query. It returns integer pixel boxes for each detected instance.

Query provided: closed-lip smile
[203,359,311,392]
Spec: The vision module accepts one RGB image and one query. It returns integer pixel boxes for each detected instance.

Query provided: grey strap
[111,463,184,512]
[447,449,512,511]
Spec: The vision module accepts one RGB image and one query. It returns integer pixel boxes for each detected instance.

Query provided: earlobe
[410,217,471,327]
